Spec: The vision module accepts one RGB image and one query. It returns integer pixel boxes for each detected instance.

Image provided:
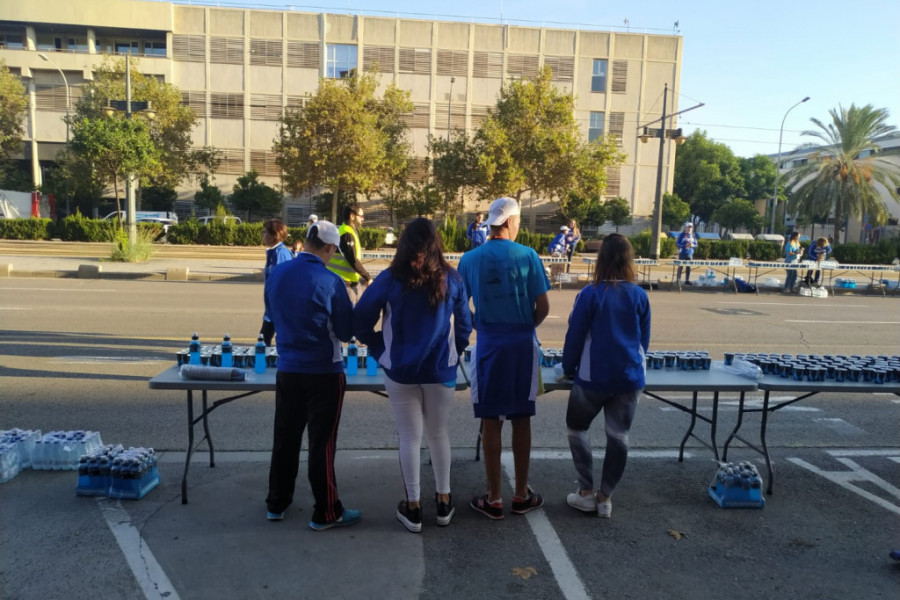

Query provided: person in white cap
[457,196,551,520]
[675,222,696,285]
[308,214,318,226]
[264,220,362,531]
[548,225,569,257]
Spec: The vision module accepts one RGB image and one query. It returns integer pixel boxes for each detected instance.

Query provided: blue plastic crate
[76,474,112,497]
[708,483,765,508]
[108,466,160,500]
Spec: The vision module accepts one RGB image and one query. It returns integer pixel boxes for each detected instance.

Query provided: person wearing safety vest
[327,203,372,300]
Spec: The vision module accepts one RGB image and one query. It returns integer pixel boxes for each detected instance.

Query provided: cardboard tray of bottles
[708,461,765,509]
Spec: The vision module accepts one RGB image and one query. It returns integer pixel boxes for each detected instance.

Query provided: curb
[1,269,262,283]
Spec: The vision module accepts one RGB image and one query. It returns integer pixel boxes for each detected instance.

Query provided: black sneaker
[470,494,504,520]
[435,493,455,527]
[396,500,422,533]
[684,281,693,286]
[511,486,544,515]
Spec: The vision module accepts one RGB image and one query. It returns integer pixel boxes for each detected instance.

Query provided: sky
[163,0,900,158]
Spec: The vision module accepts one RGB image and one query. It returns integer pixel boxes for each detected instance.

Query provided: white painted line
[3,287,118,292]
[717,301,866,307]
[99,500,181,600]
[785,320,900,324]
[501,452,590,600]
[787,457,900,516]
[813,418,867,436]
[826,449,900,457]
[530,449,690,460]
[0,307,31,310]
[720,399,820,412]
[889,457,900,464]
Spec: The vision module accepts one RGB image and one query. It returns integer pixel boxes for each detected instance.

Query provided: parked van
[197,215,242,225]
[104,211,179,225]
[755,234,785,247]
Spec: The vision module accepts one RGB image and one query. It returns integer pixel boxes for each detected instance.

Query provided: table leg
[202,390,215,468]
[182,389,194,504]
[710,392,720,462]
[678,392,698,462]
[722,391,745,461]
[761,390,774,495]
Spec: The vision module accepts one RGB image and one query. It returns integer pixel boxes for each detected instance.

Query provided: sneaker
[596,496,612,519]
[566,489,597,513]
[470,494,504,520]
[308,508,362,531]
[266,511,285,521]
[684,281,693,286]
[511,487,544,515]
[396,500,423,533]
[435,493,455,527]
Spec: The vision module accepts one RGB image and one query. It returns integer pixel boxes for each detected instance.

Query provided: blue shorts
[470,323,540,419]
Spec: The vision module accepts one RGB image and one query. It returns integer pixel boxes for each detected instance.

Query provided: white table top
[542,362,758,393]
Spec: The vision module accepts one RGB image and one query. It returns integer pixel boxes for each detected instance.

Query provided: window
[611,60,628,93]
[0,30,24,50]
[172,35,205,62]
[66,37,89,53]
[116,41,140,55]
[36,33,59,52]
[250,39,283,66]
[210,93,244,119]
[326,44,357,79]
[591,59,607,93]
[589,111,604,142]
[144,41,167,57]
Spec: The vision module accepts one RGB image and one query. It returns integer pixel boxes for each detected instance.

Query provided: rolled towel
[180,365,246,381]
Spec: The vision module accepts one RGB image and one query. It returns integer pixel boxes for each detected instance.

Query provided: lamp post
[447,76,455,140]
[104,55,154,246]
[639,83,688,260]
[38,53,70,216]
[771,96,809,234]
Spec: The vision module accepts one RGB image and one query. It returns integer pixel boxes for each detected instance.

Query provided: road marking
[0,307,31,310]
[2,287,118,292]
[54,356,163,364]
[717,301,867,308]
[99,500,181,600]
[785,320,900,324]
[787,456,900,516]
[813,418,867,436]
[501,452,590,600]
[826,449,900,457]
[530,449,691,460]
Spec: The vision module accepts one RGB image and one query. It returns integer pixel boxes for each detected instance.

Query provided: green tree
[787,104,900,243]
[739,154,777,202]
[428,131,477,219]
[661,191,691,230]
[392,182,443,222]
[711,199,764,236]
[605,197,633,232]
[559,190,607,229]
[372,84,415,224]
[472,67,624,204]
[141,185,177,211]
[0,59,27,160]
[276,69,409,221]
[674,131,745,224]
[194,176,226,213]
[229,170,282,222]
[69,116,161,223]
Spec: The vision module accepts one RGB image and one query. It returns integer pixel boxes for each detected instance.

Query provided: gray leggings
[566,384,640,498]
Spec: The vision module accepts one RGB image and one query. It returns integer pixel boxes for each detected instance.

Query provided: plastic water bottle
[366,354,378,376]
[346,339,358,376]
[221,334,233,368]
[189,332,201,365]
[254,334,267,374]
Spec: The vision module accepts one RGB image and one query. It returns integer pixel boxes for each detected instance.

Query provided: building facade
[1,0,683,230]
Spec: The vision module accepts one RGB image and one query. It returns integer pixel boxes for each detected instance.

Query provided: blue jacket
[676,231,695,259]
[353,268,472,384]
[548,232,568,255]
[807,243,831,261]
[562,281,651,394]
[263,242,295,322]
[265,252,353,374]
[467,222,489,249]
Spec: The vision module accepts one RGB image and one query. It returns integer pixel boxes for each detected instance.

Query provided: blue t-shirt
[458,239,551,328]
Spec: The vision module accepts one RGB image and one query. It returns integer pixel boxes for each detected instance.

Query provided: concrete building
[1,0,683,230]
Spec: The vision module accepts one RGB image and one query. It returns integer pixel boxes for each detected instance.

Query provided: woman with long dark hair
[561,233,651,518]
[354,218,472,532]
[260,218,294,345]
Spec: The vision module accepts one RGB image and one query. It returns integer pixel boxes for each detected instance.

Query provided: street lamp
[103,55,154,246]
[38,53,70,215]
[771,96,809,234]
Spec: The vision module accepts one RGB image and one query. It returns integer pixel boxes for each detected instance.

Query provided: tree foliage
[428,131,476,219]
[674,131,745,224]
[140,185,177,211]
[229,170,282,221]
[739,154,777,202]
[65,57,218,195]
[0,59,27,160]
[472,67,624,202]
[605,197,633,231]
[786,103,900,243]
[276,69,413,221]
[661,192,691,230]
[559,190,607,229]
[194,176,226,213]
[711,199,764,236]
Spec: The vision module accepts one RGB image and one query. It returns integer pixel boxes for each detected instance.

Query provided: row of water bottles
[182,332,272,374]
[33,431,103,470]
[0,429,42,483]
[695,268,722,287]
[77,445,160,499]
[344,338,378,376]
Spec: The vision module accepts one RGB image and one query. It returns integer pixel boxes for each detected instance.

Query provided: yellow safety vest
[327,223,361,283]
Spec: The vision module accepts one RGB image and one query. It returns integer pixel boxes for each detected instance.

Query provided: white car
[197,215,242,225]
[384,227,397,247]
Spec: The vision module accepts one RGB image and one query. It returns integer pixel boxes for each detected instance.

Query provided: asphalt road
[1,277,899,599]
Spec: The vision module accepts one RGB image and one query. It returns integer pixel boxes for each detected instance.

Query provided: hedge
[0,218,55,240]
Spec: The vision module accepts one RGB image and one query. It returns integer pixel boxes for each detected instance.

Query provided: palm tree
[786,104,900,243]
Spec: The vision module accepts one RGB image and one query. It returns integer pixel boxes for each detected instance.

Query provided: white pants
[383,375,454,502]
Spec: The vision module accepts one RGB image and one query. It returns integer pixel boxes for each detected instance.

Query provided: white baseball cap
[308,214,318,223]
[560,225,570,231]
[684,222,693,228]
[308,220,340,247]
[485,197,520,227]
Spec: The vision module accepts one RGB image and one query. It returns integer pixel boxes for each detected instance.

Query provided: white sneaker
[596,497,612,519]
[566,489,597,513]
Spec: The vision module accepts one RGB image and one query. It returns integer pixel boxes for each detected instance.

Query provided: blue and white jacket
[353,268,472,384]
[262,242,294,322]
[562,281,651,394]
[265,252,353,374]
[548,232,568,255]
[676,230,695,259]
[807,243,831,262]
